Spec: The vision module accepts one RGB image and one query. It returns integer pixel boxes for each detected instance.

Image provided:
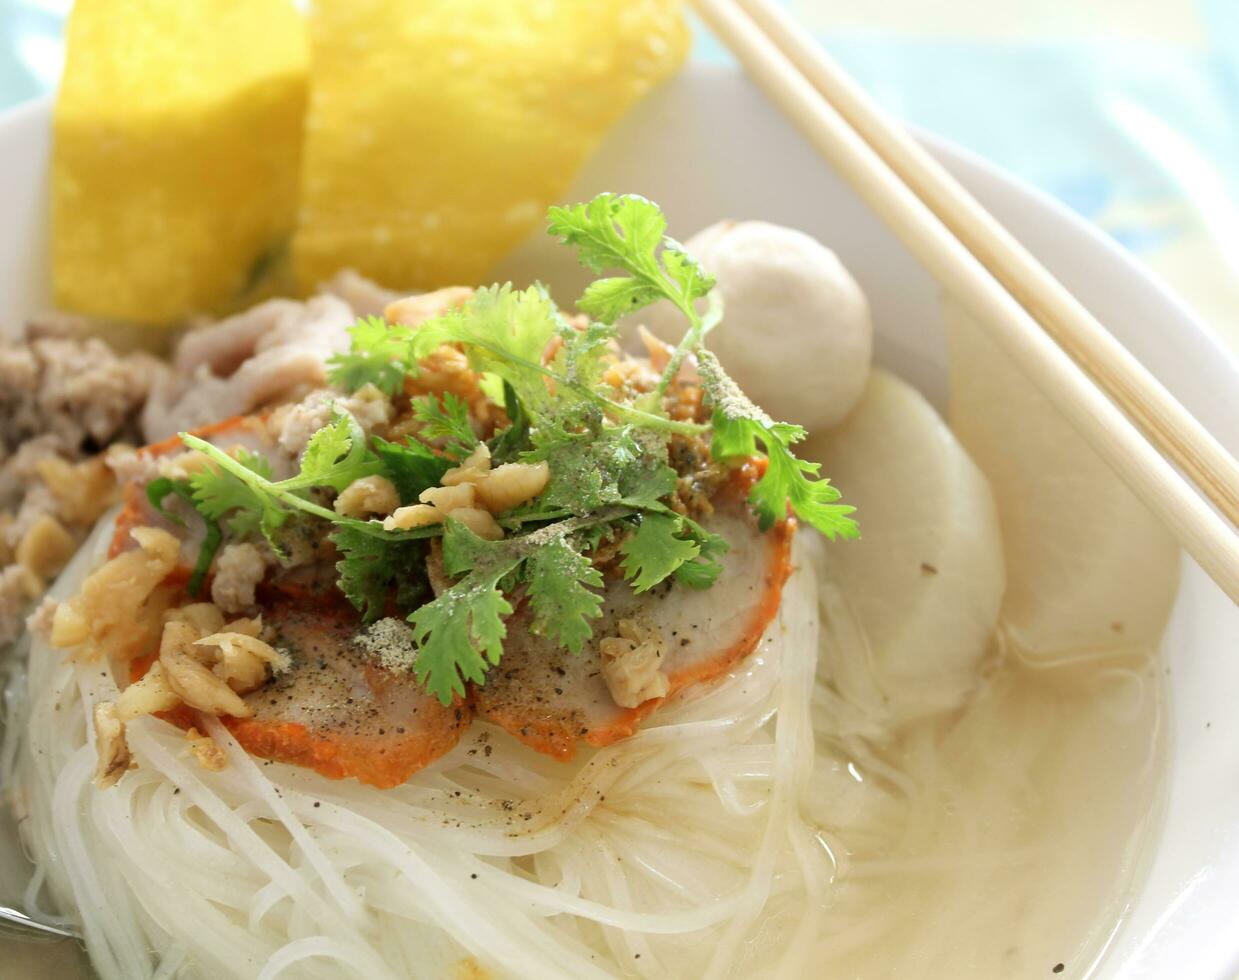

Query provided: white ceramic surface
[2,65,1238,979]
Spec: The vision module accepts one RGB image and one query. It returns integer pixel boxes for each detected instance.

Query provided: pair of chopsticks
[692,0,1239,607]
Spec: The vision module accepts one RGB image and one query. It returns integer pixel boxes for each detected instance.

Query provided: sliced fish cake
[474,502,793,759]
[222,599,471,788]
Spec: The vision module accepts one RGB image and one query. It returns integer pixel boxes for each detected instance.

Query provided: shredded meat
[142,296,356,442]
[317,269,401,318]
[210,542,272,614]
[271,384,393,460]
[0,336,161,454]
[0,329,146,639]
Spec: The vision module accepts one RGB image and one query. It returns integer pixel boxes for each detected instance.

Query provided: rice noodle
[1,520,1165,979]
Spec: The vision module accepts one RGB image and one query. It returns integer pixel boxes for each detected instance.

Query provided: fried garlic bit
[599,619,670,709]
[382,441,548,541]
[196,625,291,694]
[184,727,227,772]
[88,601,288,788]
[334,474,400,518]
[159,621,253,719]
[92,702,132,789]
[50,525,180,661]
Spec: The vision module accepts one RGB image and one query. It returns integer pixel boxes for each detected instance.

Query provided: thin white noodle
[256,936,394,980]
[200,715,367,925]
[2,513,1165,979]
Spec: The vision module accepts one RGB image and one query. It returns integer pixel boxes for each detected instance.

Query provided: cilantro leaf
[327,316,413,396]
[189,448,291,548]
[372,436,450,504]
[673,519,729,590]
[332,525,428,623]
[555,318,617,389]
[412,285,563,420]
[578,277,662,323]
[410,581,513,705]
[616,430,679,508]
[147,477,222,596]
[619,512,701,593]
[524,536,603,652]
[439,517,499,578]
[530,412,635,515]
[416,512,628,703]
[282,413,383,493]
[486,381,531,464]
[180,433,436,545]
[408,520,521,705]
[412,393,479,461]
[698,351,859,540]
[410,282,704,438]
[547,193,715,322]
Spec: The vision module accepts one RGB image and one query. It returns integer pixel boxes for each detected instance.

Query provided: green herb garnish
[145,477,220,597]
[176,193,856,704]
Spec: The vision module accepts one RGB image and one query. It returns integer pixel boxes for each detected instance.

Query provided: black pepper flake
[313,801,321,808]
[470,873,478,880]
[1052,966,1064,975]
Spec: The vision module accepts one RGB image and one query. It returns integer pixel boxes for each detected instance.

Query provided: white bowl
[3,65,1239,978]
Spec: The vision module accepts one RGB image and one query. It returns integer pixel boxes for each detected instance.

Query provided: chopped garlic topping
[384,503,442,531]
[448,507,504,541]
[50,525,179,661]
[92,702,132,789]
[474,461,550,514]
[419,482,475,512]
[334,474,400,518]
[441,443,492,486]
[184,727,228,772]
[599,619,670,709]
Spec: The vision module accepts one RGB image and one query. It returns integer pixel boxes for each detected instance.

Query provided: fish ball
[640,220,873,429]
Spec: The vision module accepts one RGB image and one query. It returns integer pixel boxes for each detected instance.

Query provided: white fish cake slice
[805,368,1006,714]
[944,299,1179,659]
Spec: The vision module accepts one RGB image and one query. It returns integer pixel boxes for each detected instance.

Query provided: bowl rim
[4,70,1238,979]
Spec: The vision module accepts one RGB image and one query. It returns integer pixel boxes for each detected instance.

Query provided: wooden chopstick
[691,0,1239,607]
[733,0,1239,530]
